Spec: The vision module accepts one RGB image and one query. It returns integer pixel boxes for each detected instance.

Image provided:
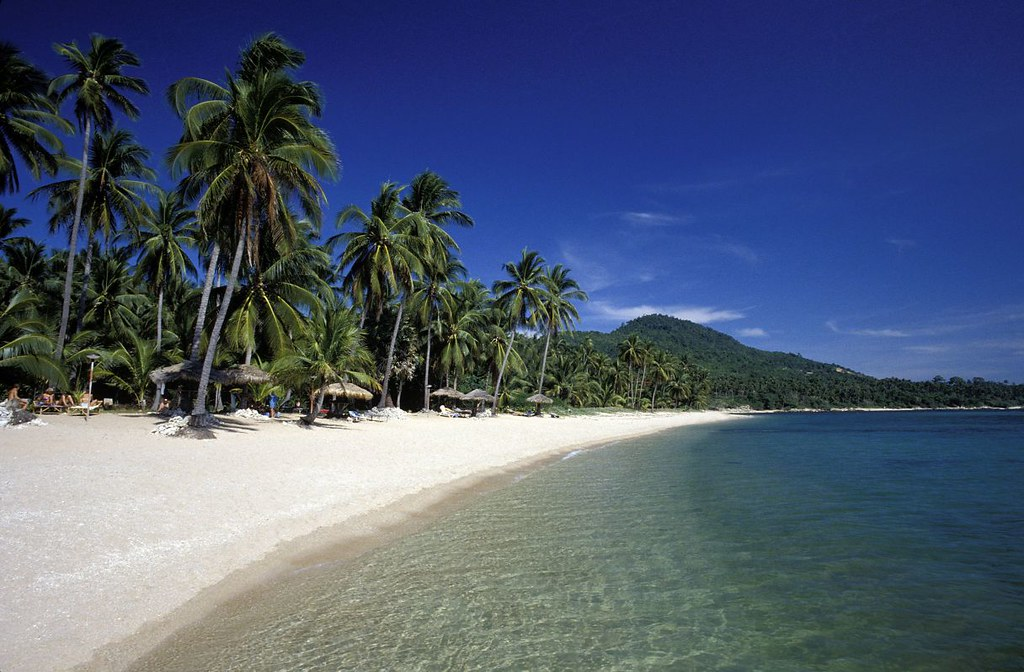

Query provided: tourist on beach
[7,384,29,410]
[158,397,171,413]
[269,392,279,418]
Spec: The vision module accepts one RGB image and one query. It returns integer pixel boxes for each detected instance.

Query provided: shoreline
[0,409,737,672]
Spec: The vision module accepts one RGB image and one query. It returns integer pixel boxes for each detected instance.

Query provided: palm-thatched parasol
[320,382,373,401]
[149,361,227,386]
[430,387,463,398]
[525,393,553,404]
[219,364,273,386]
[149,362,273,387]
[461,388,495,404]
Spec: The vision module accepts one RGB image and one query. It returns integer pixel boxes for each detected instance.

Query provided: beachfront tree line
[0,34,710,422]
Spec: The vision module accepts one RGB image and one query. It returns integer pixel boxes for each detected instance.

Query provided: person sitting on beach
[157,397,170,412]
[40,388,55,405]
[60,392,75,406]
[7,385,29,410]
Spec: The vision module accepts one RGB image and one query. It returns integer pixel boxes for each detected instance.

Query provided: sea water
[131,411,1024,671]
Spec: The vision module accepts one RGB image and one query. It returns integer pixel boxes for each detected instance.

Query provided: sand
[0,409,736,671]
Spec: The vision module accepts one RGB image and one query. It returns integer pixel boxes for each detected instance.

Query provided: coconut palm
[0,289,67,386]
[536,263,587,396]
[132,188,196,354]
[104,330,158,408]
[225,229,332,364]
[0,42,70,193]
[31,128,156,333]
[49,34,148,361]
[436,278,487,390]
[0,206,31,255]
[273,297,377,425]
[490,249,546,413]
[412,255,465,410]
[167,34,338,424]
[337,183,454,407]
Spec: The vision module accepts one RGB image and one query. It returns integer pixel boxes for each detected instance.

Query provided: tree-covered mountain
[573,314,1024,410]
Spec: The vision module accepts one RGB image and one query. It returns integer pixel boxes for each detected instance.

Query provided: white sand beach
[0,409,735,671]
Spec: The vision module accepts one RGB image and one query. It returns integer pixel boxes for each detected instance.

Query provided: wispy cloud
[704,240,760,264]
[645,167,794,194]
[737,327,768,338]
[618,211,691,227]
[590,301,745,325]
[886,238,917,253]
[827,320,909,338]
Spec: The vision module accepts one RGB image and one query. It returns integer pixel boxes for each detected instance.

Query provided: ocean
[130,411,1024,671]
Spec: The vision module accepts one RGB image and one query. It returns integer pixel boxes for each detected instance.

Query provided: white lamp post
[86,353,100,421]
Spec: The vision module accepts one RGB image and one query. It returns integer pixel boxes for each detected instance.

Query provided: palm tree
[31,128,156,333]
[0,206,31,254]
[0,42,70,194]
[0,289,67,386]
[167,34,338,425]
[436,279,487,390]
[273,297,377,425]
[412,255,465,411]
[49,35,148,360]
[337,184,454,408]
[491,249,546,413]
[132,188,196,355]
[536,263,587,396]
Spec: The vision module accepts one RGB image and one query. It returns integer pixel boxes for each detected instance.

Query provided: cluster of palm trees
[2,33,707,421]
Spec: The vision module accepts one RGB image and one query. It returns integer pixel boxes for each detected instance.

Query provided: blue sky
[4,0,1023,381]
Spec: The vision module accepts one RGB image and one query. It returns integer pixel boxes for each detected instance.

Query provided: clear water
[131,411,1024,671]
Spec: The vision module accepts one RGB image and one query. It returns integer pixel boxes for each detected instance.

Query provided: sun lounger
[66,401,102,416]
[34,403,66,415]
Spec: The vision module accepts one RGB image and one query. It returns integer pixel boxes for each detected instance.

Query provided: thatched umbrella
[219,364,273,387]
[430,386,463,398]
[461,388,495,403]
[149,360,228,386]
[526,392,554,416]
[320,382,373,401]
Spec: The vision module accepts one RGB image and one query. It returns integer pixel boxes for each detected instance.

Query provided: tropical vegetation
[4,34,1020,419]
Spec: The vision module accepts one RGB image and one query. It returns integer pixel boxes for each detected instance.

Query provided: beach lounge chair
[66,399,102,416]
[348,409,365,422]
[438,405,461,418]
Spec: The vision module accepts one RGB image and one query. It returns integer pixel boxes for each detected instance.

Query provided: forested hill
[572,314,1024,410]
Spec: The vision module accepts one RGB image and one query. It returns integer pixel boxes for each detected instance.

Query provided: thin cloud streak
[589,301,745,325]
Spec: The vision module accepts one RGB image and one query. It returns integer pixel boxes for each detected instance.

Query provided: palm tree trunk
[537,323,553,394]
[149,286,165,412]
[75,229,95,333]
[377,298,404,409]
[55,118,91,361]
[491,329,516,414]
[189,242,220,363]
[303,387,326,425]
[190,232,244,426]
[421,305,434,411]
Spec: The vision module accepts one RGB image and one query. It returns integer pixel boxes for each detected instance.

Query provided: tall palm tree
[49,35,148,360]
[0,206,31,254]
[337,184,453,408]
[436,279,487,390]
[132,188,196,355]
[412,255,465,410]
[167,34,337,425]
[32,128,156,332]
[0,42,70,194]
[536,263,587,396]
[491,249,546,413]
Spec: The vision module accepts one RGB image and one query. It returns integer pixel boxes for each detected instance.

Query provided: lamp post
[86,353,100,421]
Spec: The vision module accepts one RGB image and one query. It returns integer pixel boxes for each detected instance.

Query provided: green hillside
[572,314,1024,410]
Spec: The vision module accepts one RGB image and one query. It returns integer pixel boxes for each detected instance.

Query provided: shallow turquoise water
[132,411,1024,671]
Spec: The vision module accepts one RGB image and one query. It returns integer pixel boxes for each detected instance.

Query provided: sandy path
[0,409,735,671]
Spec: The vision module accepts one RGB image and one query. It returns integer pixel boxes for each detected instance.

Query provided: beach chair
[438,405,461,418]
[348,409,365,422]
[66,400,102,416]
